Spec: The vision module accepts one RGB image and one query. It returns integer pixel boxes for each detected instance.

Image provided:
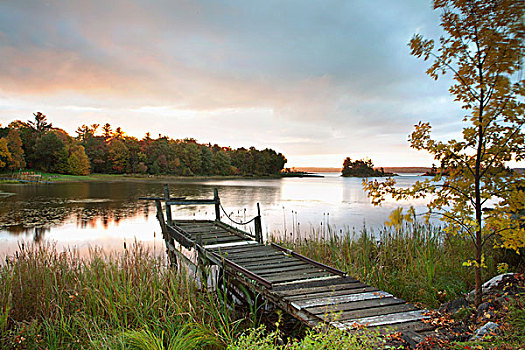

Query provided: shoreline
[0,172,293,184]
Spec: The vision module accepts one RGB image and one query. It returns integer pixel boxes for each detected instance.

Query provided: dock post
[255,203,263,244]
[164,184,173,223]
[214,188,221,221]
[155,200,167,238]
[155,198,177,267]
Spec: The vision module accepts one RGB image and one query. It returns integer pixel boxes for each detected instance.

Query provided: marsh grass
[271,222,498,308]
[1,243,399,349]
[1,225,508,349]
[0,243,238,349]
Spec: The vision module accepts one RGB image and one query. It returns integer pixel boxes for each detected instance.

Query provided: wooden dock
[141,186,435,343]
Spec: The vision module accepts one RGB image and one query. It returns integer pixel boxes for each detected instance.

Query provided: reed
[0,243,235,349]
[0,242,397,349]
[2,228,507,349]
[271,222,498,308]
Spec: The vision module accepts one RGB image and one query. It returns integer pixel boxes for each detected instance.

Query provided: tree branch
[480,122,525,178]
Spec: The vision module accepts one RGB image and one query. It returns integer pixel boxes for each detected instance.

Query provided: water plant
[0,243,229,349]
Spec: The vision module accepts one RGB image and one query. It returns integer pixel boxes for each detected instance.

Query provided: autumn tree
[181,142,202,175]
[365,0,524,306]
[212,150,233,175]
[201,146,214,174]
[0,138,12,170]
[67,144,91,175]
[27,112,52,135]
[77,126,108,173]
[5,129,26,170]
[8,113,51,168]
[102,123,112,141]
[76,125,94,144]
[32,132,68,172]
[113,127,125,140]
[107,139,129,173]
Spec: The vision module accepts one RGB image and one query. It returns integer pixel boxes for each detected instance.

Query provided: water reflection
[0,175,434,256]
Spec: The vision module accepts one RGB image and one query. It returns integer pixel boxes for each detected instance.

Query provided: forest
[0,113,287,176]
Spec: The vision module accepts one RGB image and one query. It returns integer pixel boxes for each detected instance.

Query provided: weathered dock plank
[265,271,332,284]
[249,263,320,275]
[327,303,419,322]
[306,296,406,315]
[275,281,370,297]
[284,286,378,301]
[241,259,312,269]
[333,310,430,329]
[291,291,393,310]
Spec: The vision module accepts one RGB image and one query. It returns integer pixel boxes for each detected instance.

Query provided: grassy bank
[0,243,256,349]
[271,223,502,308]
[0,244,387,350]
[0,171,285,184]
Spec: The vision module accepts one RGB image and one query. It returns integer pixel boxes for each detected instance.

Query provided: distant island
[293,166,432,174]
[341,157,396,177]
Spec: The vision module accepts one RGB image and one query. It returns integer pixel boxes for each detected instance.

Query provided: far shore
[0,172,299,184]
[0,167,433,184]
[3,167,520,184]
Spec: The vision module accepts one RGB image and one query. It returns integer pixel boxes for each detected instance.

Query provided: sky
[0,0,471,167]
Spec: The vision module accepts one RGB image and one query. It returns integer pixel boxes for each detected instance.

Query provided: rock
[476,302,495,320]
[450,326,472,342]
[469,322,500,341]
[467,273,517,302]
[439,297,470,314]
[476,302,492,314]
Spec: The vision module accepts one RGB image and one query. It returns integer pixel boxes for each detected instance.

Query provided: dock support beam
[214,188,220,221]
[255,203,263,244]
[154,198,177,267]
[155,200,167,237]
[164,185,172,223]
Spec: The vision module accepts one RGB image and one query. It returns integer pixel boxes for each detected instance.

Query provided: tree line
[0,113,287,176]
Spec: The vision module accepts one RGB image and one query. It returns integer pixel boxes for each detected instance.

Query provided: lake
[0,173,433,256]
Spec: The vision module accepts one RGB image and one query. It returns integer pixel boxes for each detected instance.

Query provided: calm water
[0,174,432,256]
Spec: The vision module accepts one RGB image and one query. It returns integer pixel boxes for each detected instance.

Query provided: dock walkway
[142,187,434,342]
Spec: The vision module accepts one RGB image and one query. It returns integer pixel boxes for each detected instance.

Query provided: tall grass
[0,243,242,349]
[1,225,508,349]
[271,222,498,308]
[1,243,399,349]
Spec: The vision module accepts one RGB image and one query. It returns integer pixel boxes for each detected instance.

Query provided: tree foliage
[5,129,26,170]
[0,129,26,170]
[364,0,524,306]
[341,157,391,177]
[67,144,91,175]
[2,114,287,177]
[0,138,12,169]
[27,112,52,134]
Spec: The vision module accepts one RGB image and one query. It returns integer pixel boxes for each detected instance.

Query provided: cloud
[0,0,466,166]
